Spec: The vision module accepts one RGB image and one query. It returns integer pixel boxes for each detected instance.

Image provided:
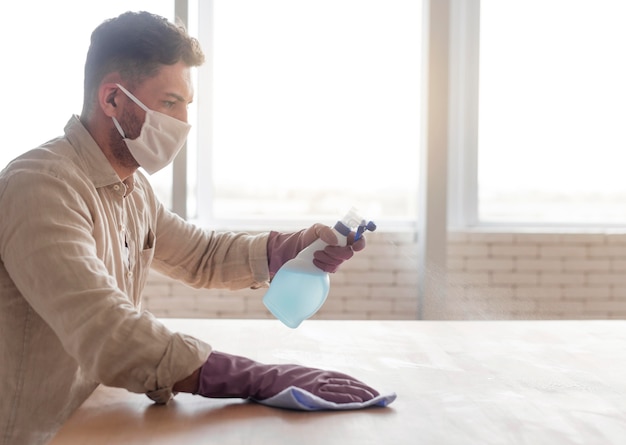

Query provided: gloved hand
[267,223,366,278]
[195,351,379,404]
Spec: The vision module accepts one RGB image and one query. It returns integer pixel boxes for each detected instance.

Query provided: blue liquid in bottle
[263,239,330,329]
[263,208,376,328]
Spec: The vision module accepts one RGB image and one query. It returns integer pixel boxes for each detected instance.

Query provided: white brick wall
[141,230,626,321]
[446,231,626,320]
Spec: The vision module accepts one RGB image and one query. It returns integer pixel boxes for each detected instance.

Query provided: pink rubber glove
[196,351,379,403]
[267,223,366,278]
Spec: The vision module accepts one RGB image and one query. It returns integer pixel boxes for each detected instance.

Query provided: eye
[163,100,176,109]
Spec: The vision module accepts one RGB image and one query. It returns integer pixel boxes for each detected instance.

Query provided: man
[0,11,385,445]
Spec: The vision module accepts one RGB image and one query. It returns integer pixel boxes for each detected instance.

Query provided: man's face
[108,61,194,170]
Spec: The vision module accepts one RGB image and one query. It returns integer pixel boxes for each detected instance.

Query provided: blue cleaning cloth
[255,387,397,411]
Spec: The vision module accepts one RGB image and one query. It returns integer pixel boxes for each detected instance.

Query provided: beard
[109,106,143,171]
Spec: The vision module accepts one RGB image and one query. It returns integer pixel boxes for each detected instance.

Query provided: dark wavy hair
[82,11,205,115]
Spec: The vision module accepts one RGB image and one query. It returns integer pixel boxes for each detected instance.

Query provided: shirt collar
[64,115,134,193]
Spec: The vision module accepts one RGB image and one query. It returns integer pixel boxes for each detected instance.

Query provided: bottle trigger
[355,221,377,241]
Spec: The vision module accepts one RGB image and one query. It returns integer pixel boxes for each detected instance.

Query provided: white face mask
[112,83,191,175]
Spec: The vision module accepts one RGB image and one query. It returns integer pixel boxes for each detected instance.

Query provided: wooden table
[50,319,626,444]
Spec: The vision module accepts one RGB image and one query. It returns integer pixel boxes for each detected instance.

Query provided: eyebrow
[166,92,193,104]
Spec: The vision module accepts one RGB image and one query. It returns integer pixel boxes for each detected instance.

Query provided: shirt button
[113,184,120,191]
[127,271,133,279]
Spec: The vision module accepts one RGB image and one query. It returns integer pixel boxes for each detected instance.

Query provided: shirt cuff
[145,331,212,402]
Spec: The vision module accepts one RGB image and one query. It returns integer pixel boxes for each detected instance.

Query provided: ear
[99,83,122,118]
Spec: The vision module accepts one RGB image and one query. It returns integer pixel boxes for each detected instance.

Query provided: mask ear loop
[115,83,150,112]
[112,83,152,139]
[112,117,126,138]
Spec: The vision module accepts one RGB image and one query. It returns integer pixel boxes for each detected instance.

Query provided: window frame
[447,0,480,230]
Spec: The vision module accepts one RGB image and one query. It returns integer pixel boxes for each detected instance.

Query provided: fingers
[349,235,367,252]
[316,224,339,245]
[305,223,368,273]
[303,223,339,247]
[318,379,380,403]
[302,223,325,247]
[308,224,368,250]
[312,235,367,273]
[313,246,353,273]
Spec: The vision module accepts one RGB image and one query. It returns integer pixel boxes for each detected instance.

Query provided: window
[478,0,626,225]
[18,1,623,231]
[191,0,423,229]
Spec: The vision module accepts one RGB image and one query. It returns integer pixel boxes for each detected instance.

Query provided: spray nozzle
[334,207,376,240]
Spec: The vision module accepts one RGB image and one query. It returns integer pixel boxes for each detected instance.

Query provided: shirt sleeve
[150,193,271,290]
[0,169,211,394]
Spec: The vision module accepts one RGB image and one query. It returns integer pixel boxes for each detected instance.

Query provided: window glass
[205,0,422,225]
[1,1,174,206]
[479,0,626,225]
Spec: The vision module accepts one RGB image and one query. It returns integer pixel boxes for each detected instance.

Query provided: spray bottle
[263,208,376,328]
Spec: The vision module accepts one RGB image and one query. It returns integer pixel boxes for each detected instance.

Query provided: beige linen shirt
[0,116,270,445]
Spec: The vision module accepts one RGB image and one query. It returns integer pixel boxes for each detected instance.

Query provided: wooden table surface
[50,319,626,444]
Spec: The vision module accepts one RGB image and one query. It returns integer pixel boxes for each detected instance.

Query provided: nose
[175,108,188,123]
